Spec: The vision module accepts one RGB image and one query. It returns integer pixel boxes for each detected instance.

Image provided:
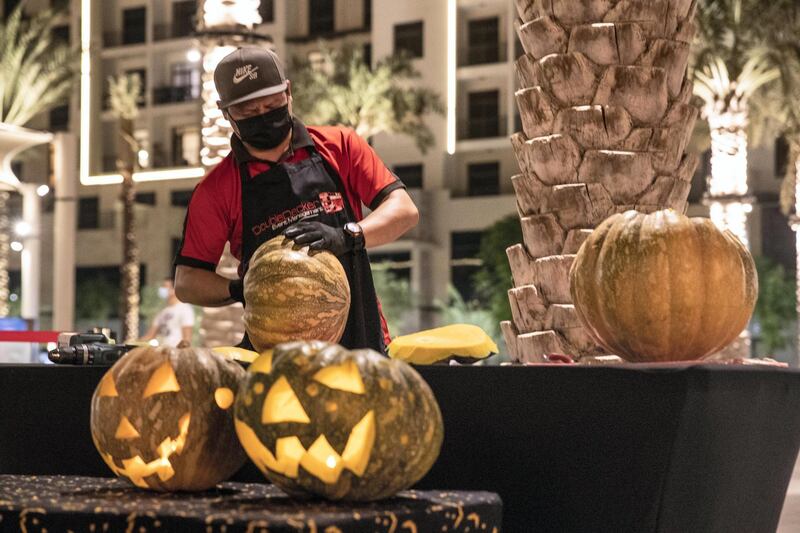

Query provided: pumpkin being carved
[234,341,444,501]
[90,346,246,491]
[569,210,758,362]
[243,236,351,352]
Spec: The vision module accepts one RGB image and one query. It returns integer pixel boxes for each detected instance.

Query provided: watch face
[346,223,363,236]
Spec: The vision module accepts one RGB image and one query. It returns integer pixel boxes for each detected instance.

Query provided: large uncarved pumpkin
[234,341,444,501]
[244,236,351,352]
[569,210,758,362]
[90,346,246,491]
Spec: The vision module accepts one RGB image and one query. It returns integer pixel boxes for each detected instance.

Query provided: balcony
[458,115,506,141]
[103,30,146,48]
[153,86,198,106]
[459,42,507,67]
[154,23,195,41]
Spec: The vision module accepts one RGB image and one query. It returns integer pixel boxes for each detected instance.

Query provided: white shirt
[152,302,195,347]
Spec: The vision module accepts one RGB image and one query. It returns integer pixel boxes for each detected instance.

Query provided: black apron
[235,130,386,353]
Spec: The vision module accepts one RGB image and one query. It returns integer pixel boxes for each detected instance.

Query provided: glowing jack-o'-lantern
[234,341,444,501]
[90,346,247,491]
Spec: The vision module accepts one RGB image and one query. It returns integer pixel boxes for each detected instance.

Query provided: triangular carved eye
[143,362,181,398]
[312,361,365,394]
[115,416,140,440]
[98,373,119,397]
[262,376,310,424]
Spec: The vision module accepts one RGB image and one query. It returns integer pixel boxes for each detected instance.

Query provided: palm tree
[0,1,76,317]
[291,44,443,153]
[107,74,142,342]
[692,0,799,248]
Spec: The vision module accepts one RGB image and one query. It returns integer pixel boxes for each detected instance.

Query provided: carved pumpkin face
[91,346,247,491]
[234,341,444,501]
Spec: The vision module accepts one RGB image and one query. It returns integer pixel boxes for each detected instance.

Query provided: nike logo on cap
[233,64,259,84]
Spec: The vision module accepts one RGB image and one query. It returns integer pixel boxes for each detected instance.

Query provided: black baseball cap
[214,46,288,109]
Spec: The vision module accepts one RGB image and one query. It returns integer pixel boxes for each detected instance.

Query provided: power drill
[48,328,132,366]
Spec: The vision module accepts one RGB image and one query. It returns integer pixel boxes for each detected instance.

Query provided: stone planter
[504,0,700,362]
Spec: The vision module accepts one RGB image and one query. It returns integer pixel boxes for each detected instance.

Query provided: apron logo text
[251,200,323,236]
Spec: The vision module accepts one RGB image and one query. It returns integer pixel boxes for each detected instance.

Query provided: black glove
[229,278,245,304]
[283,221,350,256]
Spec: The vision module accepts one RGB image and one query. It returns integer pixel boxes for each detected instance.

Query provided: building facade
[2,0,794,336]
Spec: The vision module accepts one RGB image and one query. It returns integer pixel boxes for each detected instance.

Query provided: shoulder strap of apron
[308,144,358,223]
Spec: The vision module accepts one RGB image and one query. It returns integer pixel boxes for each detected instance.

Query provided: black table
[2,364,800,532]
[0,475,501,532]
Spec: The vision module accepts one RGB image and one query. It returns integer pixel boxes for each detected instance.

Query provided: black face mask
[232,104,292,150]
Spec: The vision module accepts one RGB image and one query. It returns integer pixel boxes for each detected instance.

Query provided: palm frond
[0,1,78,126]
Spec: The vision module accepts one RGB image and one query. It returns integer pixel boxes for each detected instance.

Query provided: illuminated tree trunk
[704,104,753,359]
[707,107,751,247]
[118,116,140,342]
[0,191,9,317]
[196,1,262,348]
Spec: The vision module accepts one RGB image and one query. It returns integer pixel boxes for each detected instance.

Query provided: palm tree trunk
[503,0,699,362]
[0,191,10,317]
[118,117,139,342]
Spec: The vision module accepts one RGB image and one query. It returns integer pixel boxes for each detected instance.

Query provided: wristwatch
[343,222,365,251]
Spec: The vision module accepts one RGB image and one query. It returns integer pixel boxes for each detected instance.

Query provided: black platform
[0,475,501,532]
[2,364,800,532]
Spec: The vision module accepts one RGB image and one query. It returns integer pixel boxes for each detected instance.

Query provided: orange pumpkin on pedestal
[569,210,758,362]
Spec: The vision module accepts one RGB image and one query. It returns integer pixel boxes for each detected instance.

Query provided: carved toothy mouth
[97,412,191,489]
[235,410,376,485]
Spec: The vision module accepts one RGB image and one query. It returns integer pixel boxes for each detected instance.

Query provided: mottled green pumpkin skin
[90,346,247,491]
[243,237,351,352]
[234,341,444,501]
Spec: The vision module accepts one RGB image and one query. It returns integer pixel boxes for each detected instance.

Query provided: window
[775,136,790,178]
[467,90,500,139]
[393,164,423,189]
[450,232,483,301]
[49,105,70,131]
[172,0,195,38]
[135,192,156,206]
[363,0,371,29]
[362,43,372,67]
[259,0,274,23]
[468,17,500,65]
[394,21,423,58]
[309,0,334,35]
[468,162,500,196]
[122,7,147,45]
[171,127,200,166]
[171,189,194,207]
[51,0,69,8]
[78,197,100,229]
[52,25,70,45]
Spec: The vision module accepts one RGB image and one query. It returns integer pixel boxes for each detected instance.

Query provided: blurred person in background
[140,278,194,347]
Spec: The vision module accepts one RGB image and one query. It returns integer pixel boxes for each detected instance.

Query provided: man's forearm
[360,189,420,249]
[174,266,237,307]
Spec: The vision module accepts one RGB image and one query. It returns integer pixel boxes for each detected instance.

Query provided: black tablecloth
[0,475,501,532]
[2,364,800,532]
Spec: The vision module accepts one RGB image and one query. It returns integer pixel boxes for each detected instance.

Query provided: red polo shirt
[174,123,404,345]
